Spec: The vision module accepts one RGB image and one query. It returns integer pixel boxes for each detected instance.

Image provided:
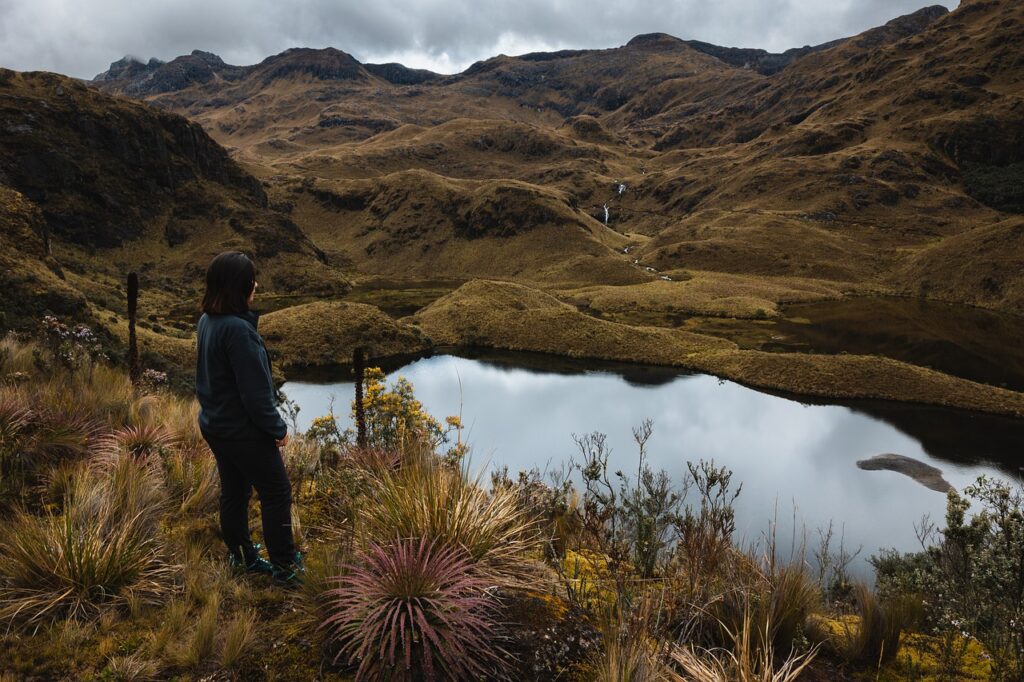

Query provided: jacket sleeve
[224,323,288,441]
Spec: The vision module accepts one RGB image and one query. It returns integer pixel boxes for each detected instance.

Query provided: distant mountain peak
[626,33,685,49]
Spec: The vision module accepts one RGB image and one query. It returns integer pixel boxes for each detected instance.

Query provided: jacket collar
[237,309,260,329]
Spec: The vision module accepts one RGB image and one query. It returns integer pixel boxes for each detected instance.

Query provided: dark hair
[201,251,256,314]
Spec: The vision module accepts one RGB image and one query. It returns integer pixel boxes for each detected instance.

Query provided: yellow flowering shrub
[561,550,617,613]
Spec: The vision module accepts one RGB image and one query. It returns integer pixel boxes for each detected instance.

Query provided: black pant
[203,433,295,566]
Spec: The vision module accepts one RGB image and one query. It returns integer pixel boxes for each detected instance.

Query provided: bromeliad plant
[322,537,506,681]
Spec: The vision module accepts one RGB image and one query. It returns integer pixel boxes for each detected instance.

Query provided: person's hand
[276,433,290,448]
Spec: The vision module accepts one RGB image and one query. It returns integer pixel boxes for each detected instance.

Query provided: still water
[282,351,1023,573]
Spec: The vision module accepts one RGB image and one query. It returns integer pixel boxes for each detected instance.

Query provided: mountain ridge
[83,0,1024,318]
[94,6,951,93]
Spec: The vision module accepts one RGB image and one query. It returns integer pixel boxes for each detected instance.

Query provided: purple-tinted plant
[39,316,106,374]
[323,537,506,681]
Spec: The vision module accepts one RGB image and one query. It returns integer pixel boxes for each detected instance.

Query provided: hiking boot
[272,551,305,587]
[228,543,274,575]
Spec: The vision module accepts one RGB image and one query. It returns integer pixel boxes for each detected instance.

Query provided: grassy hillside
[92,0,1024,318]
[0,69,350,370]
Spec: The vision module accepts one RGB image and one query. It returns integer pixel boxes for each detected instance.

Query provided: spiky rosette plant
[323,537,506,681]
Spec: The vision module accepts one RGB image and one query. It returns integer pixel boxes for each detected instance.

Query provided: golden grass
[413,279,1024,417]
[221,608,258,669]
[561,271,845,320]
[693,349,1024,418]
[413,279,736,361]
[358,452,541,581]
[260,300,431,367]
[888,216,1024,316]
[0,455,172,627]
[671,613,819,682]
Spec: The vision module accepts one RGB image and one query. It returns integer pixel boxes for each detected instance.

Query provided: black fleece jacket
[195,310,288,442]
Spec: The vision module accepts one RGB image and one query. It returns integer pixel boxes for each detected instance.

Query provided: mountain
[0,69,349,369]
[86,1,1024,319]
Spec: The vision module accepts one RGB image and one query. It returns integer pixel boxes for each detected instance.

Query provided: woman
[195,251,303,585]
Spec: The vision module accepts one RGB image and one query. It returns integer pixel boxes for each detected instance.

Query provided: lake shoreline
[279,341,1024,421]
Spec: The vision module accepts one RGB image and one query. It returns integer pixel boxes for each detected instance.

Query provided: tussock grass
[589,636,677,682]
[414,279,1024,417]
[162,448,219,515]
[359,453,540,581]
[147,599,189,660]
[414,278,735,362]
[0,454,172,627]
[672,612,818,682]
[809,583,920,667]
[104,653,158,681]
[179,594,220,669]
[261,300,430,368]
[221,608,258,669]
[562,272,843,320]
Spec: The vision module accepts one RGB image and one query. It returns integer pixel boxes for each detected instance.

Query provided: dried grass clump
[162,448,219,515]
[360,454,538,580]
[0,454,172,626]
[672,609,818,682]
[96,423,177,460]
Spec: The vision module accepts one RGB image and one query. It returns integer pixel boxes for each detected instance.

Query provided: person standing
[195,251,303,585]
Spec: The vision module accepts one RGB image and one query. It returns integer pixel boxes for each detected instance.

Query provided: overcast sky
[0,0,958,80]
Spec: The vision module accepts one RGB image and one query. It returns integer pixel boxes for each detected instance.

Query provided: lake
[282,350,1023,574]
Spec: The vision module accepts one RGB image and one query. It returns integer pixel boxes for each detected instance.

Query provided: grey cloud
[0,0,957,80]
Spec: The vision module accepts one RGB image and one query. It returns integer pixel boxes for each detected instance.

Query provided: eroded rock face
[857,453,954,493]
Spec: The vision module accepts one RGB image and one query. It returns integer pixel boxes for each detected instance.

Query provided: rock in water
[856,453,953,493]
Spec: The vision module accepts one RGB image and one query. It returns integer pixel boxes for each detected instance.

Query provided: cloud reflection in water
[283,354,1009,574]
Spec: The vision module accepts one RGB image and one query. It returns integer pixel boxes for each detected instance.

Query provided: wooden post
[353,346,367,449]
[127,272,140,385]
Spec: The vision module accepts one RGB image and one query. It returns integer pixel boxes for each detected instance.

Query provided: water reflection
[283,353,1022,574]
[773,297,1024,392]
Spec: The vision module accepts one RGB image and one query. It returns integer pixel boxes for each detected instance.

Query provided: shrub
[359,367,445,454]
[873,476,1024,680]
[351,368,464,459]
[323,537,505,681]
[573,422,682,584]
